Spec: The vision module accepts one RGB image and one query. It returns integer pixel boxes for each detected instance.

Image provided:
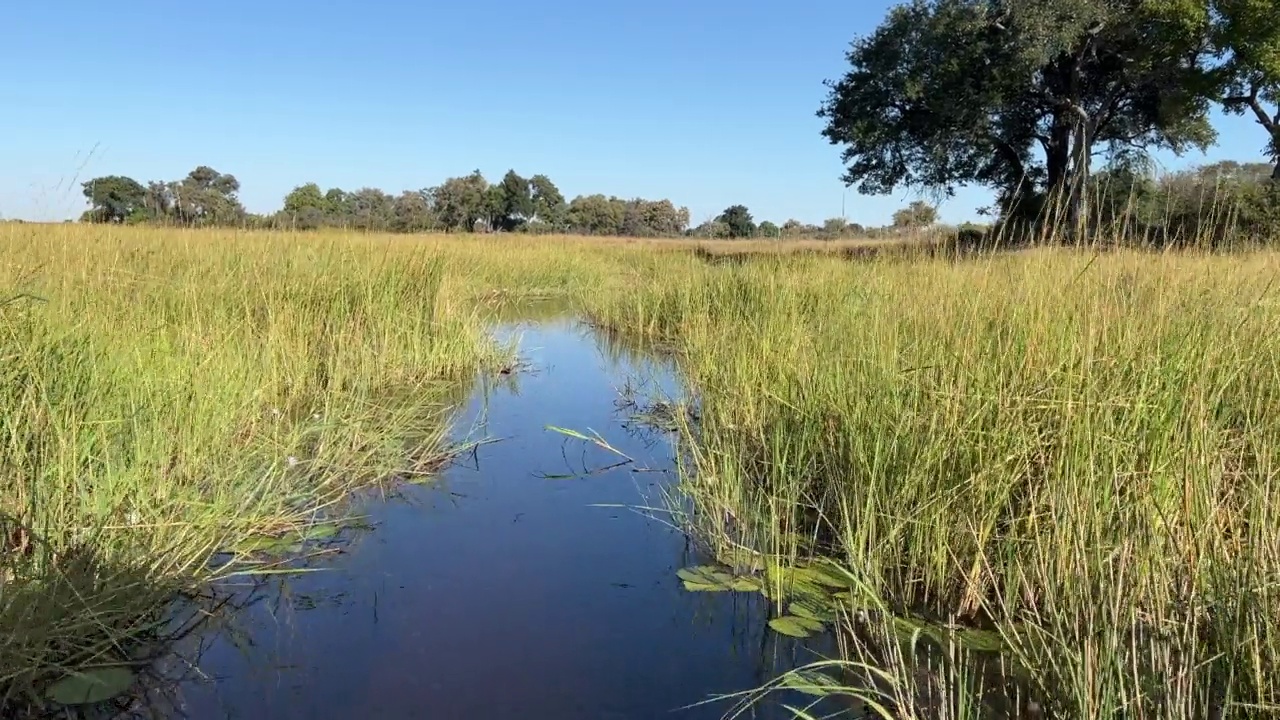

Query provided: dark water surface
[157,315,842,720]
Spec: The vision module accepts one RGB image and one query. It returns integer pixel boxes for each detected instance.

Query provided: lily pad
[300,523,340,541]
[676,565,761,593]
[768,614,826,638]
[891,615,930,642]
[888,616,1005,653]
[234,534,302,555]
[713,544,767,573]
[789,600,837,623]
[45,666,135,706]
[803,560,861,589]
[763,569,831,606]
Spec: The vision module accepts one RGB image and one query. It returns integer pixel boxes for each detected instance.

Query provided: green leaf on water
[676,565,761,593]
[45,666,135,706]
[300,523,339,541]
[713,544,767,573]
[769,615,825,638]
[887,614,1005,653]
[544,425,594,442]
[804,560,860,589]
[778,668,843,697]
[789,600,836,623]
[795,615,826,632]
[677,565,726,585]
[234,534,300,555]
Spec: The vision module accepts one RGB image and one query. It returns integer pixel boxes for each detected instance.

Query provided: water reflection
[151,316,846,719]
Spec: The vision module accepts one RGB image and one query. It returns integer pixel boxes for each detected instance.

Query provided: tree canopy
[818,0,1220,228]
[81,175,146,224]
[1213,0,1280,178]
[81,166,695,237]
[893,200,939,227]
[716,205,757,238]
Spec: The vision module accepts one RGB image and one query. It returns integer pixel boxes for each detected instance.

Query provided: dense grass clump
[0,225,506,710]
[587,248,1280,718]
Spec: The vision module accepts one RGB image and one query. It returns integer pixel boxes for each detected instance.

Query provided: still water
[154,315,845,719]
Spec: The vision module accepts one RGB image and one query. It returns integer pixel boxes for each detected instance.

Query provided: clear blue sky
[0,0,1271,227]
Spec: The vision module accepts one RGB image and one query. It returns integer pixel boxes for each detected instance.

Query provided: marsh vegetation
[4,216,1280,719]
[9,0,1280,716]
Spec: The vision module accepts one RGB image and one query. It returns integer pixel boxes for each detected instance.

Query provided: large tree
[81,175,146,223]
[393,190,436,232]
[1213,0,1280,179]
[567,194,626,235]
[818,0,1218,231]
[893,200,940,227]
[529,174,567,229]
[348,187,396,230]
[170,166,244,225]
[283,182,328,215]
[716,205,757,238]
[432,171,490,232]
[489,169,533,231]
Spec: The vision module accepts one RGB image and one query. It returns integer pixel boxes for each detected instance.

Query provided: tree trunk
[1068,117,1093,242]
[1045,119,1071,194]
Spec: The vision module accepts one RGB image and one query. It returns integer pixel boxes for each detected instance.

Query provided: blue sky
[0,0,1272,227]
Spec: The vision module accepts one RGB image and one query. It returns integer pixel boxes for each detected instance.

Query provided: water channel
[134,311,850,719]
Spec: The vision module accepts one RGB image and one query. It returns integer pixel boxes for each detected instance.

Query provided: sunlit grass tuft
[0,224,508,709]
[586,246,1280,718]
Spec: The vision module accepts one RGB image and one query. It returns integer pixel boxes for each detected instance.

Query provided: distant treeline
[78,168,693,237]
[76,166,951,240]
[78,160,1277,244]
[1088,160,1280,246]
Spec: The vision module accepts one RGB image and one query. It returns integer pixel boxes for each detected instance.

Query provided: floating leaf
[789,600,836,623]
[778,668,844,697]
[887,615,1006,653]
[713,544,767,573]
[677,565,728,585]
[769,615,825,638]
[795,615,826,632]
[300,523,340,541]
[45,666,135,706]
[676,565,760,593]
[804,560,860,589]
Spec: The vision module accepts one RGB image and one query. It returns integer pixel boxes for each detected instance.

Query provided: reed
[586,246,1280,718]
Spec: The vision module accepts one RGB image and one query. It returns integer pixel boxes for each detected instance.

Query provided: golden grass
[0,224,504,710]
[5,222,1280,718]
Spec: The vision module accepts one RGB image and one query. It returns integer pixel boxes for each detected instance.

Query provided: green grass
[0,224,507,712]
[6,221,1280,718]
[585,248,1280,718]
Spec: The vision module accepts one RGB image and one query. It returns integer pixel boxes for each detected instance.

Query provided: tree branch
[1223,80,1277,133]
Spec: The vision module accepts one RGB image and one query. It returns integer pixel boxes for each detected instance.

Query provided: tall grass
[0,224,507,710]
[585,247,1280,718]
[6,218,1279,718]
